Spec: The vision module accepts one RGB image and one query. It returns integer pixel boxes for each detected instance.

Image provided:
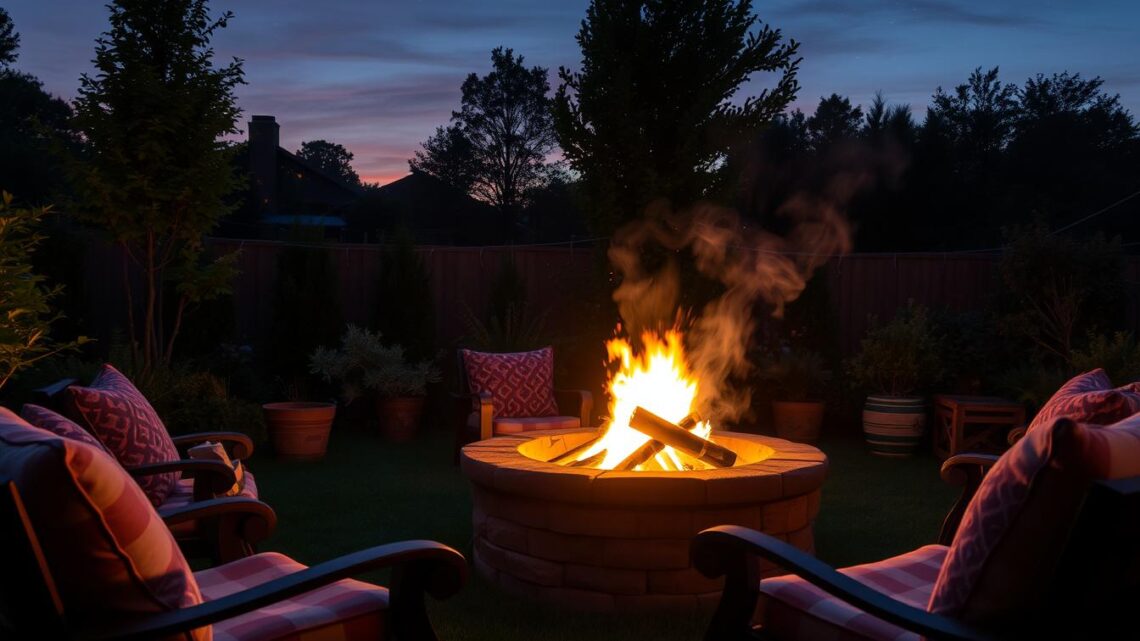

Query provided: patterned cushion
[466,413,580,435]
[196,552,388,641]
[461,347,559,419]
[0,408,205,640]
[63,364,182,506]
[928,416,1125,625]
[755,544,947,641]
[20,403,112,456]
[1026,369,1140,435]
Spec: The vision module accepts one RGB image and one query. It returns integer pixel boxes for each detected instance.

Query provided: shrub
[268,244,342,394]
[757,349,830,402]
[309,325,441,401]
[846,303,944,397]
[1070,331,1140,385]
[375,229,435,360]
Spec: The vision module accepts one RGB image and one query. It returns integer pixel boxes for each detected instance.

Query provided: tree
[863,91,915,145]
[411,47,557,224]
[925,67,1018,170]
[553,0,800,234]
[0,7,18,68]
[0,192,87,391]
[806,93,863,150]
[296,139,361,186]
[72,0,244,373]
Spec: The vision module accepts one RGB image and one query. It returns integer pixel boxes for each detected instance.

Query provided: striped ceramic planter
[863,395,926,457]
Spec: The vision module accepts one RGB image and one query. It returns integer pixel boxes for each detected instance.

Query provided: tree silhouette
[411,47,557,226]
[554,0,800,234]
[73,0,244,372]
[0,8,18,68]
[807,93,863,151]
[297,139,361,186]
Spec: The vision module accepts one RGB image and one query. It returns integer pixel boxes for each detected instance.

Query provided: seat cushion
[755,544,947,641]
[197,552,388,641]
[20,403,112,456]
[62,364,182,506]
[466,412,580,435]
[1025,369,1140,435]
[461,347,559,418]
[0,407,205,640]
[929,414,1140,625]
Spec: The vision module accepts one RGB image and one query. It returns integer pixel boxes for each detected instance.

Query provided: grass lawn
[249,422,958,641]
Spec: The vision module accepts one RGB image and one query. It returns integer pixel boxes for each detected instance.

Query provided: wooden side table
[932,395,1026,459]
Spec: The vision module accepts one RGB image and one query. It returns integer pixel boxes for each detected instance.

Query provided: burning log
[628,407,737,469]
[568,450,607,468]
[547,435,603,464]
[616,412,702,471]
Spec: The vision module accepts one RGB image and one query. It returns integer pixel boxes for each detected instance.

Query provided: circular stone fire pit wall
[460,429,828,611]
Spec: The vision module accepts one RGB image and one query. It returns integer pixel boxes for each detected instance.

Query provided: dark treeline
[742,68,1140,251]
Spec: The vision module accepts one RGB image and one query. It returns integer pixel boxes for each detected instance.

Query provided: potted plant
[262,377,336,461]
[309,325,441,442]
[846,304,943,456]
[759,349,830,443]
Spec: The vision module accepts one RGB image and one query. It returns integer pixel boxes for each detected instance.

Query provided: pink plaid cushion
[196,552,389,641]
[928,415,1140,624]
[20,403,112,456]
[462,347,559,418]
[466,413,580,435]
[63,364,182,506]
[1026,369,1140,435]
[0,407,205,640]
[756,544,947,641]
[160,472,261,537]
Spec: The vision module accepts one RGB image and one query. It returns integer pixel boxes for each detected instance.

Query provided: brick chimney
[249,115,280,216]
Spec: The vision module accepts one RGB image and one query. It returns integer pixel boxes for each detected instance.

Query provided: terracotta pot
[772,400,825,443]
[263,402,336,461]
[375,396,426,442]
[863,395,926,457]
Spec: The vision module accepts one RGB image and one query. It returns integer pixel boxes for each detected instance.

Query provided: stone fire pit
[460,428,828,611]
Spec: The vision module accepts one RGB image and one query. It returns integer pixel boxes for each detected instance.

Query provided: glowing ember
[568,329,716,470]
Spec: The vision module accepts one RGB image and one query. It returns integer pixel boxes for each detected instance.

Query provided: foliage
[846,304,944,397]
[462,255,549,352]
[0,193,89,391]
[1070,332,1140,385]
[553,0,800,234]
[411,47,557,222]
[71,0,244,372]
[268,244,343,393]
[375,230,435,361]
[296,139,360,186]
[0,7,16,68]
[931,309,1009,395]
[757,348,830,402]
[807,93,863,150]
[996,225,1123,363]
[153,370,267,444]
[309,325,441,400]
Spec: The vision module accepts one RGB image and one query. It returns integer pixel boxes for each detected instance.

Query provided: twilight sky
[6,0,1140,185]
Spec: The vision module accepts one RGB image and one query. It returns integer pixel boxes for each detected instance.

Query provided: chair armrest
[691,525,1000,641]
[171,432,255,460]
[158,497,277,564]
[78,540,468,641]
[555,388,594,428]
[127,459,237,499]
[449,390,494,440]
[938,453,1001,545]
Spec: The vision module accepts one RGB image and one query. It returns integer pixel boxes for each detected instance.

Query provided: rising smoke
[607,151,887,423]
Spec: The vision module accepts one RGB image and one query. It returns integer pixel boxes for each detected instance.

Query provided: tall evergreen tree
[553,0,800,234]
[72,0,244,372]
[806,93,863,151]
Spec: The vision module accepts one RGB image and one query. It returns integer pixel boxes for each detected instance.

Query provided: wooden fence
[80,239,1140,358]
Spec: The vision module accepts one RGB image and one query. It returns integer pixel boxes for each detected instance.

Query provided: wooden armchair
[452,349,592,462]
[692,446,1140,641]
[0,408,467,641]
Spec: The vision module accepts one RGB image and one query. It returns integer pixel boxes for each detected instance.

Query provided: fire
[571,329,714,471]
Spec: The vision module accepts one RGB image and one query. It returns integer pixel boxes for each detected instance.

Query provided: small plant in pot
[309,325,441,442]
[758,349,831,443]
[846,304,943,456]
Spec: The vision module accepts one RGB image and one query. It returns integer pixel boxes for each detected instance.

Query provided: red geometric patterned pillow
[62,364,181,507]
[461,347,559,419]
[1026,368,1140,435]
[0,407,205,639]
[928,414,1140,625]
[20,403,112,457]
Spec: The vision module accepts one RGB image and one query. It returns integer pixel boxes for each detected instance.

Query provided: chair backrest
[0,481,67,638]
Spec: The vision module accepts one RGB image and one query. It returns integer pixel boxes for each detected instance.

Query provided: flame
[571,329,714,470]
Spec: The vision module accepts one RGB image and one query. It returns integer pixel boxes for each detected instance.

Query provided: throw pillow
[1026,368,1140,434]
[62,364,181,506]
[461,347,559,418]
